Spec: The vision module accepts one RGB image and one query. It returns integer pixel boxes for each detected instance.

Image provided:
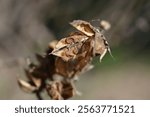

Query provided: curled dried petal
[17,79,37,93]
[70,20,96,36]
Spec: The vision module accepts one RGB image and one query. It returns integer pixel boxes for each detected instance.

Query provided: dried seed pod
[70,20,111,62]
[54,37,94,78]
[73,38,94,73]
[18,19,112,100]
[51,33,88,61]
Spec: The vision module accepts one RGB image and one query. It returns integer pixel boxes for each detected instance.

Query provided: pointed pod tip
[107,47,115,61]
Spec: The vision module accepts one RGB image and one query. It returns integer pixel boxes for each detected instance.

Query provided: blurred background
[0,0,150,99]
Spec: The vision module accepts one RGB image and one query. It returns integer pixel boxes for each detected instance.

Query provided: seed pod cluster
[18,20,112,100]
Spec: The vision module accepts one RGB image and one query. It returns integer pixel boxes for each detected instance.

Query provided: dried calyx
[18,20,112,100]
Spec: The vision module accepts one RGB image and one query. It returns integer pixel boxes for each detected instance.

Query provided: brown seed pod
[51,33,88,61]
[18,19,112,100]
[70,20,111,62]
